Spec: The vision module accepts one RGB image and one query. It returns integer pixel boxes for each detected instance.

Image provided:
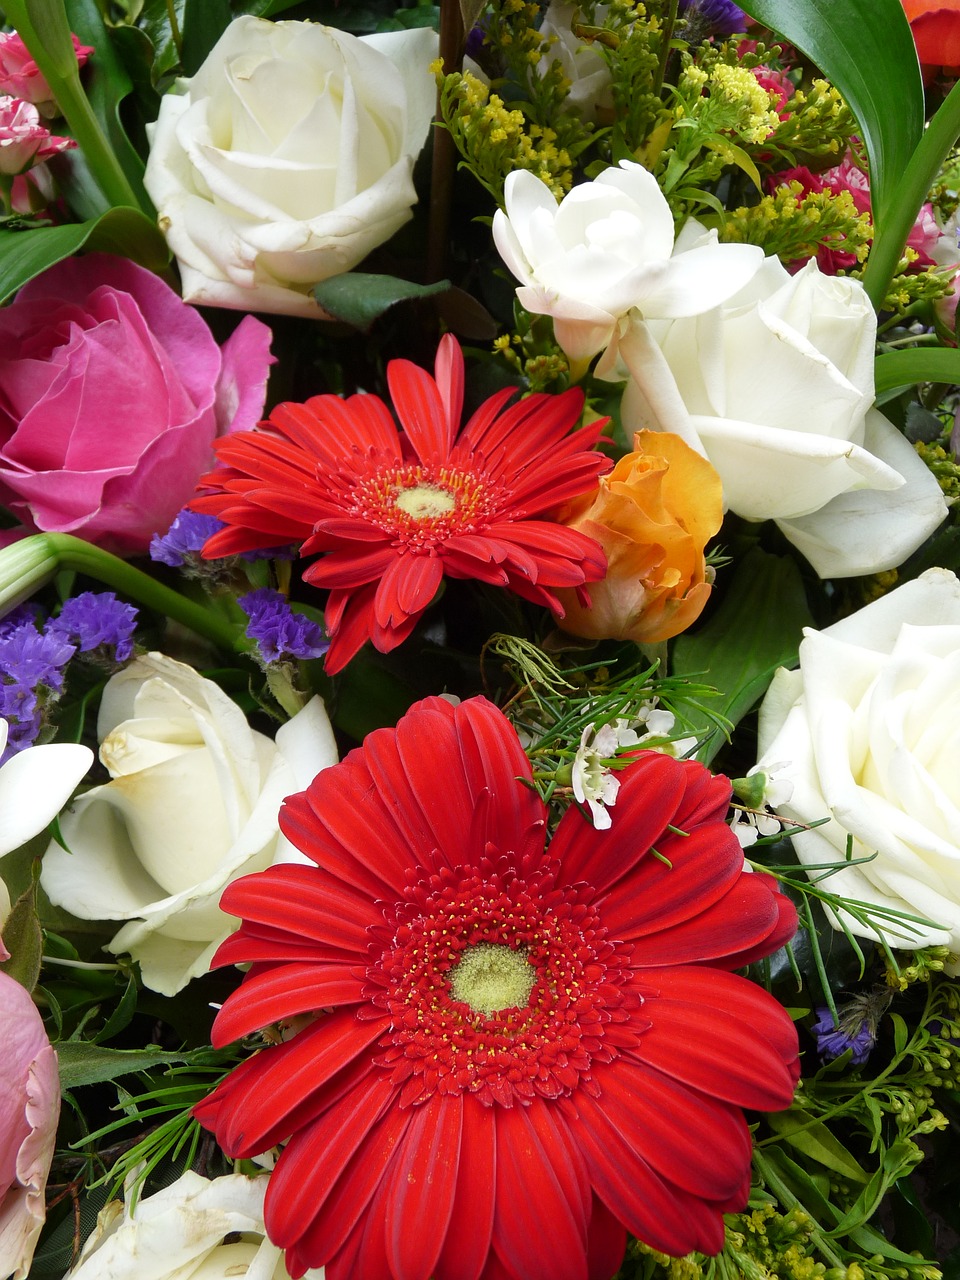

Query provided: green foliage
[671,547,814,766]
[311,272,453,332]
[719,184,873,267]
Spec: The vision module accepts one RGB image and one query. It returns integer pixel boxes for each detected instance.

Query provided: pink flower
[0,254,274,555]
[0,973,59,1280]
[751,65,794,117]
[0,32,93,117]
[0,96,75,176]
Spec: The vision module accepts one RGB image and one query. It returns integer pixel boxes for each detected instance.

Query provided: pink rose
[0,96,75,176]
[0,973,59,1280]
[0,254,274,554]
[0,31,93,117]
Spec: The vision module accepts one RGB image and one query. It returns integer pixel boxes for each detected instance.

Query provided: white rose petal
[619,257,948,576]
[756,568,960,958]
[40,654,338,996]
[144,17,438,317]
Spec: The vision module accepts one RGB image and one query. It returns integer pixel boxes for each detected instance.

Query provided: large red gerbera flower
[195,696,799,1280]
[190,336,611,673]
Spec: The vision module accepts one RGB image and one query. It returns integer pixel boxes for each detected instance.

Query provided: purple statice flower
[150,508,227,568]
[0,623,75,694]
[47,592,138,663]
[678,0,747,37]
[0,619,75,761]
[0,603,42,639]
[812,1005,877,1065]
[239,588,329,664]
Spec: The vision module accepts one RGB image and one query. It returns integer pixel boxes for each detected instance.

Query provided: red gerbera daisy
[190,336,612,673]
[195,696,800,1280]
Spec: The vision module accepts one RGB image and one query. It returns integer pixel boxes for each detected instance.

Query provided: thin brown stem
[426,0,466,283]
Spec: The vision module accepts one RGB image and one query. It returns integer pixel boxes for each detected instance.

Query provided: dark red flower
[195,696,799,1280]
[191,336,611,673]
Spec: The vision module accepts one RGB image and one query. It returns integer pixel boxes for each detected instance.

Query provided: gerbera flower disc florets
[195,696,800,1280]
[190,336,612,672]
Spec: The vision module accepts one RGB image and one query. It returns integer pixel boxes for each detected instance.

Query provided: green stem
[3,0,142,211]
[752,1149,846,1268]
[0,534,249,655]
[652,0,680,99]
[863,76,960,311]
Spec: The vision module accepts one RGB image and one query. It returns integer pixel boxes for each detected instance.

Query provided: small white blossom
[729,764,795,848]
[571,719,642,829]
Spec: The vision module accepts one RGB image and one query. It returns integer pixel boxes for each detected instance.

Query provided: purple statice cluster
[0,593,138,761]
[151,507,296,570]
[48,592,138,663]
[238,589,329,665]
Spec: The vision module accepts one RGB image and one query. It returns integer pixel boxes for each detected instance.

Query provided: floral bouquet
[2,0,960,1277]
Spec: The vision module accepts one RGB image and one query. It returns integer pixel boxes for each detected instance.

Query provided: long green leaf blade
[739,0,924,229]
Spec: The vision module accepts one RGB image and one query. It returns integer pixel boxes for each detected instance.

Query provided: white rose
[755,568,960,958]
[144,16,437,318]
[64,1171,323,1280]
[492,160,764,361]
[617,256,948,577]
[40,654,337,996]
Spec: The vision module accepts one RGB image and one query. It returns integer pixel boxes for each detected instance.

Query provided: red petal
[589,1059,752,1201]
[435,1100,497,1280]
[202,1009,387,1152]
[294,1102,415,1269]
[491,1103,589,1280]
[550,753,688,895]
[586,1196,627,1280]
[435,333,465,436]
[212,962,364,1043]
[322,584,378,675]
[572,1089,726,1257]
[633,966,799,1110]
[385,1093,464,1280]
[374,553,444,628]
[265,1066,397,1249]
[218,864,376,952]
[305,543,398,589]
[388,353,455,464]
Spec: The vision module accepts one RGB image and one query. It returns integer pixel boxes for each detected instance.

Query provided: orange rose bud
[552,430,723,645]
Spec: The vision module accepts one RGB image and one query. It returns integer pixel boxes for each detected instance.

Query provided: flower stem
[3,0,143,212]
[652,0,680,99]
[426,0,464,283]
[0,534,249,654]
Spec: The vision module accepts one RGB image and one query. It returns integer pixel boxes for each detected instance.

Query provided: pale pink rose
[0,96,75,176]
[0,32,93,117]
[0,254,274,555]
[0,973,60,1280]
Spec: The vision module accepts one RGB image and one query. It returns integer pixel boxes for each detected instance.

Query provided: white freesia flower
[40,654,338,996]
[538,2,613,121]
[64,1171,323,1280]
[492,160,764,361]
[144,16,437,317]
[617,256,948,577]
[756,568,960,958]
[0,718,91,858]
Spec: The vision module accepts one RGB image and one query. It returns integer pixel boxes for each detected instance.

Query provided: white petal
[640,239,764,318]
[0,743,92,858]
[775,409,949,576]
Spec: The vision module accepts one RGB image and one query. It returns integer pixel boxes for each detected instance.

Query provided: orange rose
[901,0,960,72]
[552,430,723,645]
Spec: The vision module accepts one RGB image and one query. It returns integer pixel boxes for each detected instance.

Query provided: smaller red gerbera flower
[191,336,612,673]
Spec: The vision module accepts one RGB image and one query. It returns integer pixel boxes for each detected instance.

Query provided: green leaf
[671,547,813,764]
[738,0,923,230]
[766,1108,870,1183]
[181,0,232,74]
[64,0,154,210]
[875,347,960,397]
[0,207,170,303]
[0,877,43,993]
[56,1042,187,1090]
[311,272,452,332]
